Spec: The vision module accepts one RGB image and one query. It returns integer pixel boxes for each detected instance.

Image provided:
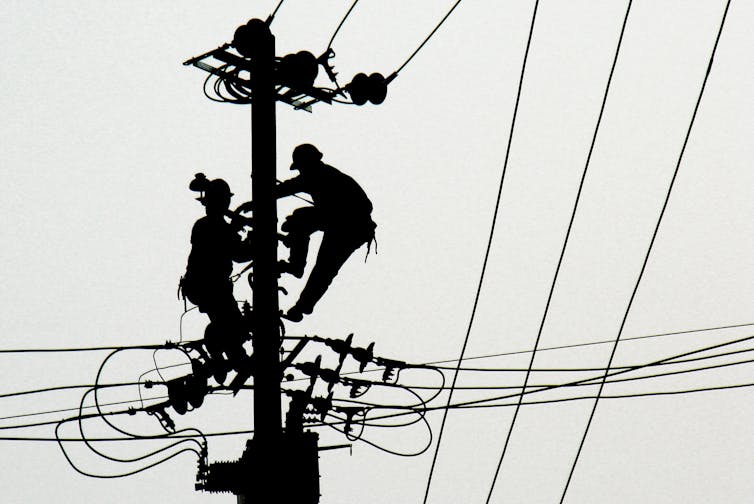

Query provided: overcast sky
[1,1,753,503]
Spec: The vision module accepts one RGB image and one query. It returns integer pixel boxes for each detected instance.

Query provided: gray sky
[1,1,753,503]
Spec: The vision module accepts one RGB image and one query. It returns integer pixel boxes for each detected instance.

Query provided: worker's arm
[233,176,307,214]
[275,175,307,198]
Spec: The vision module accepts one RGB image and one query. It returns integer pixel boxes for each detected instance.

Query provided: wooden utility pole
[242,18,282,504]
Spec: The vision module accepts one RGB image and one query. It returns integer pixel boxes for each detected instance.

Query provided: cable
[418,321,754,367]
[267,0,286,25]
[448,381,754,410]
[0,343,168,354]
[486,2,632,497]
[422,3,539,502]
[3,373,750,446]
[326,0,360,50]
[412,334,754,416]
[0,381,142,400]
[394,0,464,76]
[5,343,745,430]
[326,411,434,457]
[78,386,203,465]
[304,321,754,383]
[415,342,754,381]
[560,2,732,501]
[0,395,168,424]
[406,354,754,393]
[57,417,201,479]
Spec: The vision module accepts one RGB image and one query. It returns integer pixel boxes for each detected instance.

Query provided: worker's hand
[235,201,254,214]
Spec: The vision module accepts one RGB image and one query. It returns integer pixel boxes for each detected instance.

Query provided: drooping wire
[559,2,732,501]
[421,2,539,503]
[485,3,633,500]
[57,418,201,479]
[70,348,203,471]
[394,0,464,76]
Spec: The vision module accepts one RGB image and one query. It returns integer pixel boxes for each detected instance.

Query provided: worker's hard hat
[198,178,233,203]
[291,143,322,169]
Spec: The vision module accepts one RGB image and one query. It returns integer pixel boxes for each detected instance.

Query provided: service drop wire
[560,2,732,501]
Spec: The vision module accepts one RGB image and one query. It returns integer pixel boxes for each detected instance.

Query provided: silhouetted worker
[180,176,254,364]
[277,144,376,322]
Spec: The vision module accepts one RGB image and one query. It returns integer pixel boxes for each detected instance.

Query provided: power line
[267,0,286,25]
[394,0,464,76]
[419,321,754,367]
[424,341,754,375]
[422,2,539,503]
[0,381,144,400]
[0,342,177,354]
[408,354,754,392]
[448,381,754,410]
[326,0,360,50]
[485,2,633,498]
[560,2,732,501]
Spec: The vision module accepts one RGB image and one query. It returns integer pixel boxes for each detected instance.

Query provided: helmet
[199,178,233,204]
[291,143,322,169]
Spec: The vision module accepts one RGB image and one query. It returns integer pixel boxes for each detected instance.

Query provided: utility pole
[243,19,281,504]
[183,17,392,504]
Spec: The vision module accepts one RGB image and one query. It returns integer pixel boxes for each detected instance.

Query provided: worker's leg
[288,231,364,318]
[280,207,321,278]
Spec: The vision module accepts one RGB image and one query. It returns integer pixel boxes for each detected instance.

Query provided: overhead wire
[326,0,361,50]
[418,321,754,367]
[394,0,464,76]
[4,342,749,430]
[3,371,752,446]
[421,340,754,375]
[486,2,633,498]
[0,343,168,354]
[267,0,286,25]
[559,2,733,501]
[422,3,539,502]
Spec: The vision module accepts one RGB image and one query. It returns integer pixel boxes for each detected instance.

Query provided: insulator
[367,73,387,104]
[278,51,319,90]
[346,73,370,105]
[345,72,388,105]
[232,19,271,58]
[167,378,189,415]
